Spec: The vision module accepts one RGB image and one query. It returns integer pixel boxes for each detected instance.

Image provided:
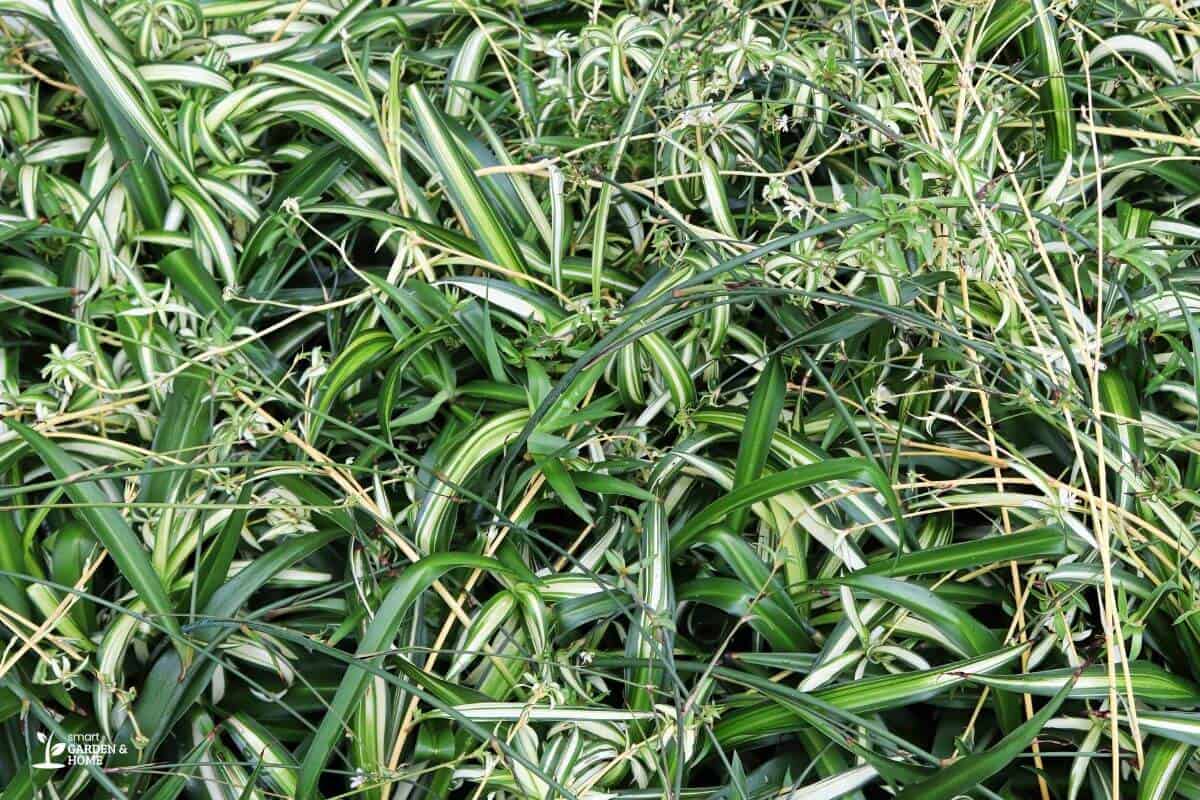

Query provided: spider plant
[1,1,1199,799]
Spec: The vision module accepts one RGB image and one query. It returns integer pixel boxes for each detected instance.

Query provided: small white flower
[775,114,790,132]
[1056,485,1075,511]
[783,197,806,222]
[238,409,272,447]
[540,31,576,60]
[872,384,897,410]
[762,177,788,201]
[299,348,327,386]
[260,486,318,542]
[42,342,94,395]
[349,769,368,789]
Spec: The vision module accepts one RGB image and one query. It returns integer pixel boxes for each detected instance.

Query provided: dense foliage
[3,0,1200,798]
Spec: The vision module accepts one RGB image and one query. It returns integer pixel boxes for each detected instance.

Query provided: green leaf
[893,666,1079,799]
[1139,737,1197,800]
[9,422,184,662]
[672,458,907,554]
[716,645,1028,746]
[728,357,786,533]
[965,662,1200,707]
[310,330,396,441]
[295,553,512,800]
[407,85,528,279]
[536,456,593,523]
[1023,0,1075,160]
[858,527,1069,577]
[141,367,211,506]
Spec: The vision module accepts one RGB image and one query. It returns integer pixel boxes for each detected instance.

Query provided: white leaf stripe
[251,62,372,117]
[52,0,216,207]
[171,185,238,287]
[407,84,528,278]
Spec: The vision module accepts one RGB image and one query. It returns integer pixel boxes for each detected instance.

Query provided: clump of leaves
[2,0,1200,798]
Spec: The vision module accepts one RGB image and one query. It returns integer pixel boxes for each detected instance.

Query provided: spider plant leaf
[672,458,907,554]
[728,356,786,533]
[1138,737,1196,800]
[8,421,185,662]
[407,85,528,279]
[859,527,1070,576]
[295,553,512,800]
[965,662,1200,707]
[1023,0,1075,160]
[893,667,1078,799]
